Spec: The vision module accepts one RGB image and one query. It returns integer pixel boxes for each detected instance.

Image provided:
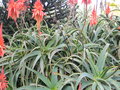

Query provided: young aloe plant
[74,44,120,90]
[16,67,72,90]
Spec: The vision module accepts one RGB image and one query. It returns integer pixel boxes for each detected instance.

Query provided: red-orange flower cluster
[16,0,28,11]
[0,24,6,57]
[82,0,92,5]
[32,0,45,34]
[0,67,8,90]
[105,4,110,15]
[68,0,78,6]
[7,0,27,21]
[90,8,97,26]
[7,0,19,21]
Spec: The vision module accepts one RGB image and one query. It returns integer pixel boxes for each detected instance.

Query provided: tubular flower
[67,0,78,6]
[7,0,20,21]
[0,67,8,90]
[32,0,45,34]
[0,24,6,57]
[105,4,110,15]
[82,0,92,5]
[90,8,97,26]
[16,0,28,11]
[7,0,28,21]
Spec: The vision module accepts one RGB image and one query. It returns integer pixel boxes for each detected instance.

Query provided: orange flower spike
[0,24,5,49]
[0,24,6,57]
[68,0,78,6]
[0,66,8,90]
[7,0,20,21]
[16,0,28,11]
[32,0,45,32]
[33,0,44,10]
[82,0,92,5]
[90,7,97,26]
[106,4,110,15]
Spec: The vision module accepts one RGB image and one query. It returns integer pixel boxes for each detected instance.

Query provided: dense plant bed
[0,0,120,90]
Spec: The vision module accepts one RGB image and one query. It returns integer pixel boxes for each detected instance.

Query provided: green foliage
[0,5,120,90]
[74,45,120,90]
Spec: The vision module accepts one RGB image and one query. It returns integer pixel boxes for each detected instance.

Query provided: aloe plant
[16,67,74,90]
[73,44,120,90]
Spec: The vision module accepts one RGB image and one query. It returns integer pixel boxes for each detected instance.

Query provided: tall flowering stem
[0,24,6,57]
[7,0,28,22]
[82,0,92,17]
[81,0,92,30]
[7,0,20,22]
[105,3,110,15]
[16,0,28,12]
[32,0,45,34]
[90,7,97,26]
[0,66,8,90]
[82,0,92,5]
[67,0,78,21]
[67,0,78,6]
[17,0,29,28]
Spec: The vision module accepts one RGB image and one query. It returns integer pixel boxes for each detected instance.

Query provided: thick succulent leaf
[16,86,50,90]
[75,73,93,90]
[96,44,109,71]
[92,82,97,90]
[26,67,52,88]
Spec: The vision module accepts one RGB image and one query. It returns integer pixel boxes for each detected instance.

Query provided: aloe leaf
[86,49,98,76]
[16,86,50,90]
[82,81,93,89]
[108,78,120,90]
[65,62,81,72]
[51,67,58,87]
[19,51,40,68]
[32,55,41,69]
[84,43,100,48]
[92,82,97,90]
[26,67,52,88]
[97,78,111,90]
[96,81,104,90]
[96,44,109,71]
[62,86,72,90]
[40,58,44,74]
[57,77,75,90]
[75,73,93,90]
[48,49,63,62]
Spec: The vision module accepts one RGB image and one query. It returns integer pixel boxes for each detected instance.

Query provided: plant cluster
[0,0,120,90]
